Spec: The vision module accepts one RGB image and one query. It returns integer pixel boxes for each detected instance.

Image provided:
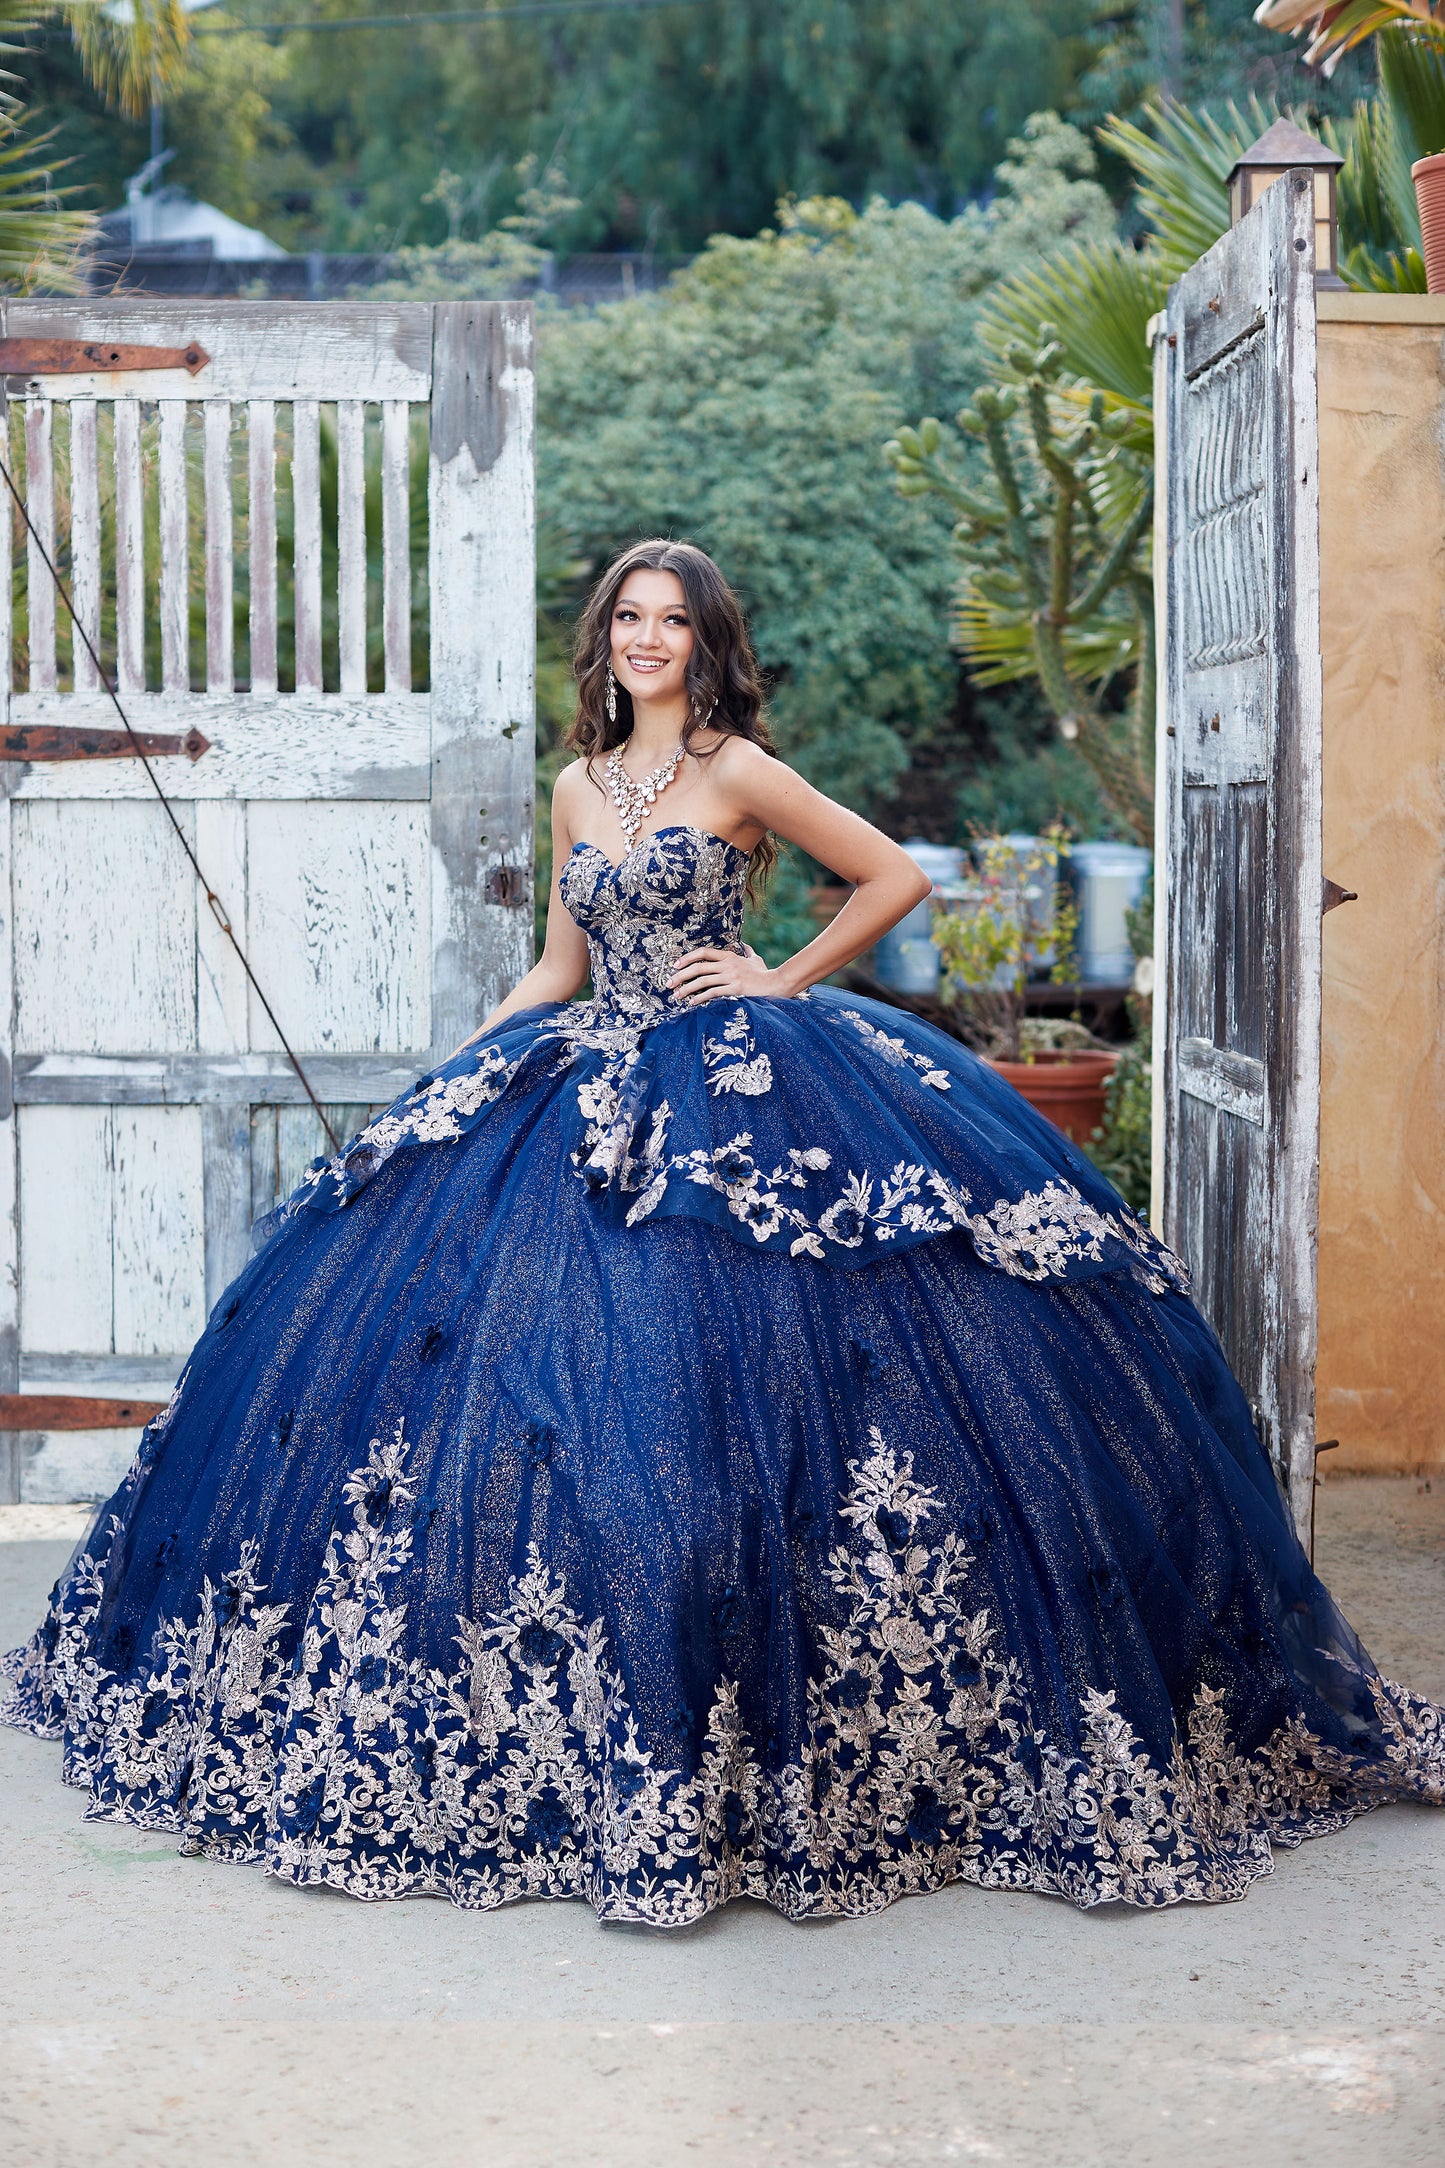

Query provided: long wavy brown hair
[568,538,779,897]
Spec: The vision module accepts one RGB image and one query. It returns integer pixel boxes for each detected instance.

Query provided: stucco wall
[1315,296,1445,1472]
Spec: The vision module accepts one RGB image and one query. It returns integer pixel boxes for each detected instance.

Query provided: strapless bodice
[557,825,750,1022]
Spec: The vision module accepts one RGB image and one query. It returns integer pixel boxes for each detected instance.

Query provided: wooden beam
[13,1050,416,1106]
[0,793,16,1496]
[429,300,535,1056]
[22,1354,182,1390]
[0,301,434,401]
[4,692,429,800]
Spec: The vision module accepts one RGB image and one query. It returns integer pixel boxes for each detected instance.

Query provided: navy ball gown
[4,823,1441,1921]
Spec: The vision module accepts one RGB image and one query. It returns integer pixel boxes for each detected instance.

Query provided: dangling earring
[691,692,716,727]
[606,664,618,727]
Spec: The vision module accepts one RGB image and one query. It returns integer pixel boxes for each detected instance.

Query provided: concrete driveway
[1,1478,1442,2167]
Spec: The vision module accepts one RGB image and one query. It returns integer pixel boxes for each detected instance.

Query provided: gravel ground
[1,1475,1441,2167]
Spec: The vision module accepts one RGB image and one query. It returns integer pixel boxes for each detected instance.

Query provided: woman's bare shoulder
[707,733,797,792]
[552,759,596,812]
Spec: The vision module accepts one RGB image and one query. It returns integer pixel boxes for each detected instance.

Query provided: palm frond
[0,0,46,115]
[1377,20,1445,151]
[976,239,1168,410]
[1329,93,1429,283]
[1256,1,1445,73]
[956,592,1137,690]
[67,0,192,122]
[0,0,44,41]
[1098,100,1279,275]
[1342,233,1429,280]
[0,114,89,290]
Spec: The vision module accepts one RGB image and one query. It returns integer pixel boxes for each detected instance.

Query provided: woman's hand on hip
[668,944,790,1005]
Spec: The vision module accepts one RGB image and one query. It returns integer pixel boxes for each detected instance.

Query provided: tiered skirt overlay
[3,824,1440,1919]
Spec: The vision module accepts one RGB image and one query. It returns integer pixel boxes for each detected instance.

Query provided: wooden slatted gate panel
[0,299,535,1502]
[1155,174,1323,1543]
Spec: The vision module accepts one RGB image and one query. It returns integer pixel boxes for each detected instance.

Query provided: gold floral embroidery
[5,1421,1440,1922]
[703,1008,774,1097]
[839,1008,952,1091]
[560,828,750,1027]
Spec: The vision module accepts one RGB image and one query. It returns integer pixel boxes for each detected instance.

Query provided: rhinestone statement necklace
[605,741,685,852]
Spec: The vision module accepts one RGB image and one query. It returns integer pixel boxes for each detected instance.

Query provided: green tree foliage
[885,114,1166,844]
[364,156,578,301]
[1077,0,1372,121]
[21,1,1374,268]
[533,121,1119,847]
[888,54,1445,849]
[267,0,1114,252]
[537,201,959,819]
[34,0,1123,253]
[24,11,289,236]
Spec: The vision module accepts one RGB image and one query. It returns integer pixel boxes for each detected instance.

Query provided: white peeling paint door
[0,299,535,1501]
[1155,175,1323,1544]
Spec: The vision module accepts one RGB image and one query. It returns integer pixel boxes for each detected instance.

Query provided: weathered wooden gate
[0,298,535,1502]
[1154,172,1323,1542]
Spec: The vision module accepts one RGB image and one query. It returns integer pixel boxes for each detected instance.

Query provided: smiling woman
[471,538,932,1037]
[5,538,1442,1925]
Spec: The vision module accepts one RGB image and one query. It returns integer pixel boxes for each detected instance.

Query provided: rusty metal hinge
[0,723,210,763]
[0,1393,167,1430]
[1322,876,1358,915]
[0,338,210,378]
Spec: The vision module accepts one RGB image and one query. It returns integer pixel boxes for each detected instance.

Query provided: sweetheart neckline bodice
[558,821,751,1024]
[566,823,752,876]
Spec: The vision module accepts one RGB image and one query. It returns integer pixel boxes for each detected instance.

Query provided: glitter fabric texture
[4,823,1441,1918]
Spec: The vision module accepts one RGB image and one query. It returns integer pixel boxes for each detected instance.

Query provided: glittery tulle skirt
[3,991,1441,1919]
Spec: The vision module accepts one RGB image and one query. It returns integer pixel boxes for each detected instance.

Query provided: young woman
[5,539,1439,1922]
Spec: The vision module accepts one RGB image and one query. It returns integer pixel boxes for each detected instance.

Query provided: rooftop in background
[91,161,291,294]
[104,181,288,264]
[82,240,690,305]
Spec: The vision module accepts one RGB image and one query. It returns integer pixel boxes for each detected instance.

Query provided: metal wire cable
[0,446,342,1154]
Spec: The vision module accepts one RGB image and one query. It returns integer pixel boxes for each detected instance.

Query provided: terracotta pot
[1413,152,1445,293]
[985,1049,1119,1147]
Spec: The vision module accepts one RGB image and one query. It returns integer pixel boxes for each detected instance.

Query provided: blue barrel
[1067,842,1152,983]
[872,841,965,994]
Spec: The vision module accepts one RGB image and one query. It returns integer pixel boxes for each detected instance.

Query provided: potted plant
[930,830,1120,1146]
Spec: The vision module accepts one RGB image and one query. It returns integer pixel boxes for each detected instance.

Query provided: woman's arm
[667,743,932,1006]
[452,772,592,1050]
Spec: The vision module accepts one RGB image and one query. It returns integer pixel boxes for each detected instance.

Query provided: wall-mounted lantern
[1227,118,1345,287]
